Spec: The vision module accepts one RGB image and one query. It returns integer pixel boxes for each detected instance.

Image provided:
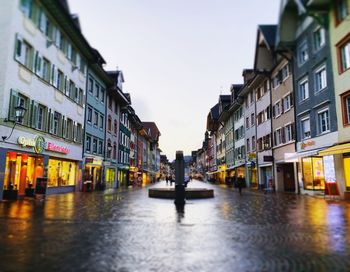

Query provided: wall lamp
[2,105,27,141]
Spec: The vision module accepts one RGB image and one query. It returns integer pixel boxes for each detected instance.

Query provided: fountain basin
[149,188,214,199]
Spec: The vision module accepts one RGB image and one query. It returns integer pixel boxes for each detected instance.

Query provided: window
[93,111,98,126]
[283,94,293,112]
[246,117,249,129]
[66,118,73,140]
[274,128,282,146]
[98,141,103,155]
[57,70,64,92]
[78,89,84,106]
[246,138,250,152]
[95,83,100,100]
[341,91,350,126]
[93,138,97,153]
[318,109,330,134]
[101,88,105,103]
[75,123,82,143]
[263,134,271,149]
[314,65,327,92]
[313,27,325,51]
[257,138,263,151]
[107,141,112,158]
[299,77,309,101]
[114,120,118,134]
[99,115,104,130]
[285,123,294,142]
[335,0,348,24]
[88,78,93,93]
[34,51,42,76]
[86,136,91,152]
[251,113,255,126]
[87,107,92,123]
[274,101,282,117]
[36,105,45,131]
[301,117,311,139]
[252,136,256,151]
[338,37,350,73]
[15,36,33,69]
[298,40,309,65]
[281,64,290,81]
[53,112,61,136]
[108,116,112,131]
[42,58,50,82]
[68,80,75,99]
[20,0,33,18]
[113,143,117,160]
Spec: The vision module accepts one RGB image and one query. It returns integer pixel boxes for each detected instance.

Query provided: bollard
[174,151,185,205]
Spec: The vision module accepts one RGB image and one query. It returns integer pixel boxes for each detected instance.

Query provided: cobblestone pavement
[0,180,350,272]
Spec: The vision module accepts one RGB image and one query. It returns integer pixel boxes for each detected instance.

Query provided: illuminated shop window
[47,159,76,187]
[302,157,325,190]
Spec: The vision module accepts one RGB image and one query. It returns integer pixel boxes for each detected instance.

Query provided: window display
[48,159,76,187]
[302,157,325,190]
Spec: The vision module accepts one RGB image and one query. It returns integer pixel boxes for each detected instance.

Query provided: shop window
[3,153,44,195]
[47,159,76,187]
[302,157,325,190]
[344,157,350,189]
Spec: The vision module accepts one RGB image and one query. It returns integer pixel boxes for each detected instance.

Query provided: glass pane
[312,157,325,190]
[302,158,313,190]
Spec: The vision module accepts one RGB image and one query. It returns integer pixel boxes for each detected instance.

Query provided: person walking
[237,175,245,195]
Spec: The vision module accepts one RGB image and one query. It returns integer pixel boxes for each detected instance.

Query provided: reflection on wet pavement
[0,180,350,271]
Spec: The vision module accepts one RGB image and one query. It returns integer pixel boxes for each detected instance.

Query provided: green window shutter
[14,35,23,62]
[8,89,18,121]
[62,115,66,138]
[49,110,54,134]
[30,100,37,128]
[43,107,49,132]
[23,98,30,126]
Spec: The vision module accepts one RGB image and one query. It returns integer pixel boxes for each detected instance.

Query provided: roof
[210,103,219,120]
[142,122,161,142]
[219,95,231,104]
[258,25,277,50]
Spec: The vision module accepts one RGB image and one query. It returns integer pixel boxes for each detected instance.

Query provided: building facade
[0,0,93,199]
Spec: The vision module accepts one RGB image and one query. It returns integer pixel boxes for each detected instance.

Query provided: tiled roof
[259,25,277,49]
[142,122,161,141]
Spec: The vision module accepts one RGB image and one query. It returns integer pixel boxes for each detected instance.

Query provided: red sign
[85,158,94,164]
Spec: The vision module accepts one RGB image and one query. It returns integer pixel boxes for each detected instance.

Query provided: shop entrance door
[283,163,295,192]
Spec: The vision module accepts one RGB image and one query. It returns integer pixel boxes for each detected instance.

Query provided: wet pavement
[0,180,350,272]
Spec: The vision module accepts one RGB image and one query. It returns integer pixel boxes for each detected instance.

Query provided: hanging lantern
[22,154,29,163]
[8,152,17,162]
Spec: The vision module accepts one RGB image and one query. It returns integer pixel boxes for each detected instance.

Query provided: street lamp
[2,105,27,141]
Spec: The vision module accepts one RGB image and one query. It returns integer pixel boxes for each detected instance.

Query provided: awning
[318,143,350,156]
[284,149,323,162]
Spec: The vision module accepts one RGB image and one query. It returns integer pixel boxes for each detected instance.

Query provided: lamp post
[1,105,27,141]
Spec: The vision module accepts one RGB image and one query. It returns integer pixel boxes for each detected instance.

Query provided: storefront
[1,134,82,200]
[118,165,129,187]
[246,153,257,189]
[105,167,116,189]
[301,157,325,190]
[83,156,103,191]
[259,164,273,190]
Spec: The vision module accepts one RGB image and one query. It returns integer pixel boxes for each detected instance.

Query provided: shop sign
[248,153,256,159]
[85,158,94,164]
[17,136,70,154]
[301,140,316,150]
[263,156,273,162]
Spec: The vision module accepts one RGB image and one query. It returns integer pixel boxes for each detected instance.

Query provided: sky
[69,0,280,161]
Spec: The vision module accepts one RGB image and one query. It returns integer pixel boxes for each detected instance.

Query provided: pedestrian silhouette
[237,175,245,195]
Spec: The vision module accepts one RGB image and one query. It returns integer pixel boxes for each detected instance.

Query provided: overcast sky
[69,0,280,161]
